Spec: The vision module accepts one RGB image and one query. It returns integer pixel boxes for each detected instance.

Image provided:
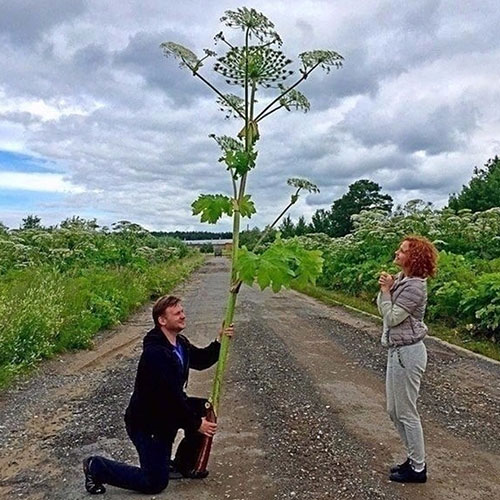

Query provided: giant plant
[162,5,343,445]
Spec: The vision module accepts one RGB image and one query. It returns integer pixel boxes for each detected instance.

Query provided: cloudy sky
[1,0,499,231]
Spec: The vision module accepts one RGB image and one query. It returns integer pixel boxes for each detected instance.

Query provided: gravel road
[0,257,499,499]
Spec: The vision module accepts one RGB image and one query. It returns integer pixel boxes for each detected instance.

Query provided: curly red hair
[403,236,438,278]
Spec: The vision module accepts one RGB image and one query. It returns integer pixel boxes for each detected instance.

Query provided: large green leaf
[239,195,256,218]
[191,194,233,224]
[236,239,323,292]
[237,247,259,285]
[224,150,257,177]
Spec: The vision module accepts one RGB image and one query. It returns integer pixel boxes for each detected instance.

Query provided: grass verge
[293,283,500,363]
[0,253,205,389]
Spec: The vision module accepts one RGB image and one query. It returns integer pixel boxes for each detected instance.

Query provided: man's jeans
[89,397,208,494]
[90,424,173,494]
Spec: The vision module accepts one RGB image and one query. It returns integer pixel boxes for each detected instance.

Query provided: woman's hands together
[378,272,394,293]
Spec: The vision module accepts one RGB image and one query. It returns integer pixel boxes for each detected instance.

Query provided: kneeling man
[83,295,233,494]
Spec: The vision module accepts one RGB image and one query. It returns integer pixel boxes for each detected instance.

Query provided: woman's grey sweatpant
[386,341,427,468]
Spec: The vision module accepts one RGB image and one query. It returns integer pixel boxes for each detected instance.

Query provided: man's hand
[217,323,234,342]
[198,417,217,437]
[378,272,394,294]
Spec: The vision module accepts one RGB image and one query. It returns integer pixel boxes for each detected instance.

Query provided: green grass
[293,282,500,363]
[0,253,205,389]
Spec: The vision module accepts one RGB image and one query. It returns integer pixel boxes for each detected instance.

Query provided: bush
[199,242,214,253]
[460,273,500,340]
[294,206,499,339]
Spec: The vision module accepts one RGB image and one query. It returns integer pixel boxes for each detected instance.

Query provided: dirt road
[1,257,499,499]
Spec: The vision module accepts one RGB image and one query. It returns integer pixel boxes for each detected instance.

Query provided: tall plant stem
[210,206,241,414]
[210,29,253,415]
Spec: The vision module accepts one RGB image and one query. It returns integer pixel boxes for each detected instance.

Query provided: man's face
[159,303,186,333]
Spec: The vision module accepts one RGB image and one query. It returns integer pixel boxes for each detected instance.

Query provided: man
[82,295,233,495]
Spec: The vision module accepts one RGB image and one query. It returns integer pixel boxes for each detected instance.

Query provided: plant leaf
[191,194,233,224]
[239,195,257,218]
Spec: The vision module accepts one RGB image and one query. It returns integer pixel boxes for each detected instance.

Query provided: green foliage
[295,205,500,339]
[279,215,295,238]
[199,242,215,253]
[239,227,277,249]
[191,193,255,223]
[237,238,323,292]
[461,273,500,338]
[328,180,393,237]
[449,156,500,212]
[192,194,233,223]
[0,249,203,386]
[239,194,256,217]
[0,221,188,275]
[20,214,42,230]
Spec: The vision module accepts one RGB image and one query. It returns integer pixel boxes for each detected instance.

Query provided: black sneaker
[390,464,427,483]
[169,462,184,480]
[390,458,411,474]
[83,457,106,494]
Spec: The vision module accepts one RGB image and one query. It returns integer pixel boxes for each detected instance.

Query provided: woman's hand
[378,272,394,293]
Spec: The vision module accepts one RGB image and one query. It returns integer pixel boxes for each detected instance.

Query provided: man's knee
[144,478,169,494]
[143,471,169,494]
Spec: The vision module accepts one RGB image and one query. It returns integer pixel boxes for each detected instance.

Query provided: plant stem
[210,206,240,413]
[251,189,301,252]
[210,27,251,414]
[254,62,321,123]
[187,65,246,120]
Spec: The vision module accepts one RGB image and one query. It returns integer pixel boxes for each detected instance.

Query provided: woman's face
[394,240,411,269]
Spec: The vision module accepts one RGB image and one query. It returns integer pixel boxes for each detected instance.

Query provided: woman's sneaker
[390,464,427,483]
[83,457,106,494]
[390,457,411,474]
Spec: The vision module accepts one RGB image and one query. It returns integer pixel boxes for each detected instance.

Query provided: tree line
[278,155,499,238]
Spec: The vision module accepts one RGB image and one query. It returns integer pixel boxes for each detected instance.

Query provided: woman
[377,235,438,483]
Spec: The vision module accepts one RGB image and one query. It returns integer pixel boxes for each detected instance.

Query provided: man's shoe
[390,464,427,483]
[83,457,106,494]
[170,460,209,480]
[182,469,209,479]
[390,457,411,474]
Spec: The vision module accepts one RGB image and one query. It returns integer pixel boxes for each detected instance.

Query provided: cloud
[0,0,499,230]
[0,0,87,45]
[0,171,85,193]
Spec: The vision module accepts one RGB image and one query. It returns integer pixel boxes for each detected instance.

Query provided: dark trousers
[90,397,207,494]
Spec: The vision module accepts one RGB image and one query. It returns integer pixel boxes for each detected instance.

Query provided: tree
[312,180,392,237]
[279,215,295,238]
[162,6,342,471]
[295,215,308,236]
[20,214,42,230]
[309,208,331,234]
[60,216,99,231]
[448,156,500,212]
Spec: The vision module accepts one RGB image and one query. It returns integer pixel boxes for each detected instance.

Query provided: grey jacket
[377,272,428,347]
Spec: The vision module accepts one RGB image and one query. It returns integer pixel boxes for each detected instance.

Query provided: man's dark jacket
[125,327,220,437]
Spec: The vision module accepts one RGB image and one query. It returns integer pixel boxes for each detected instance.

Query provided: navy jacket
[125,327,220,437]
